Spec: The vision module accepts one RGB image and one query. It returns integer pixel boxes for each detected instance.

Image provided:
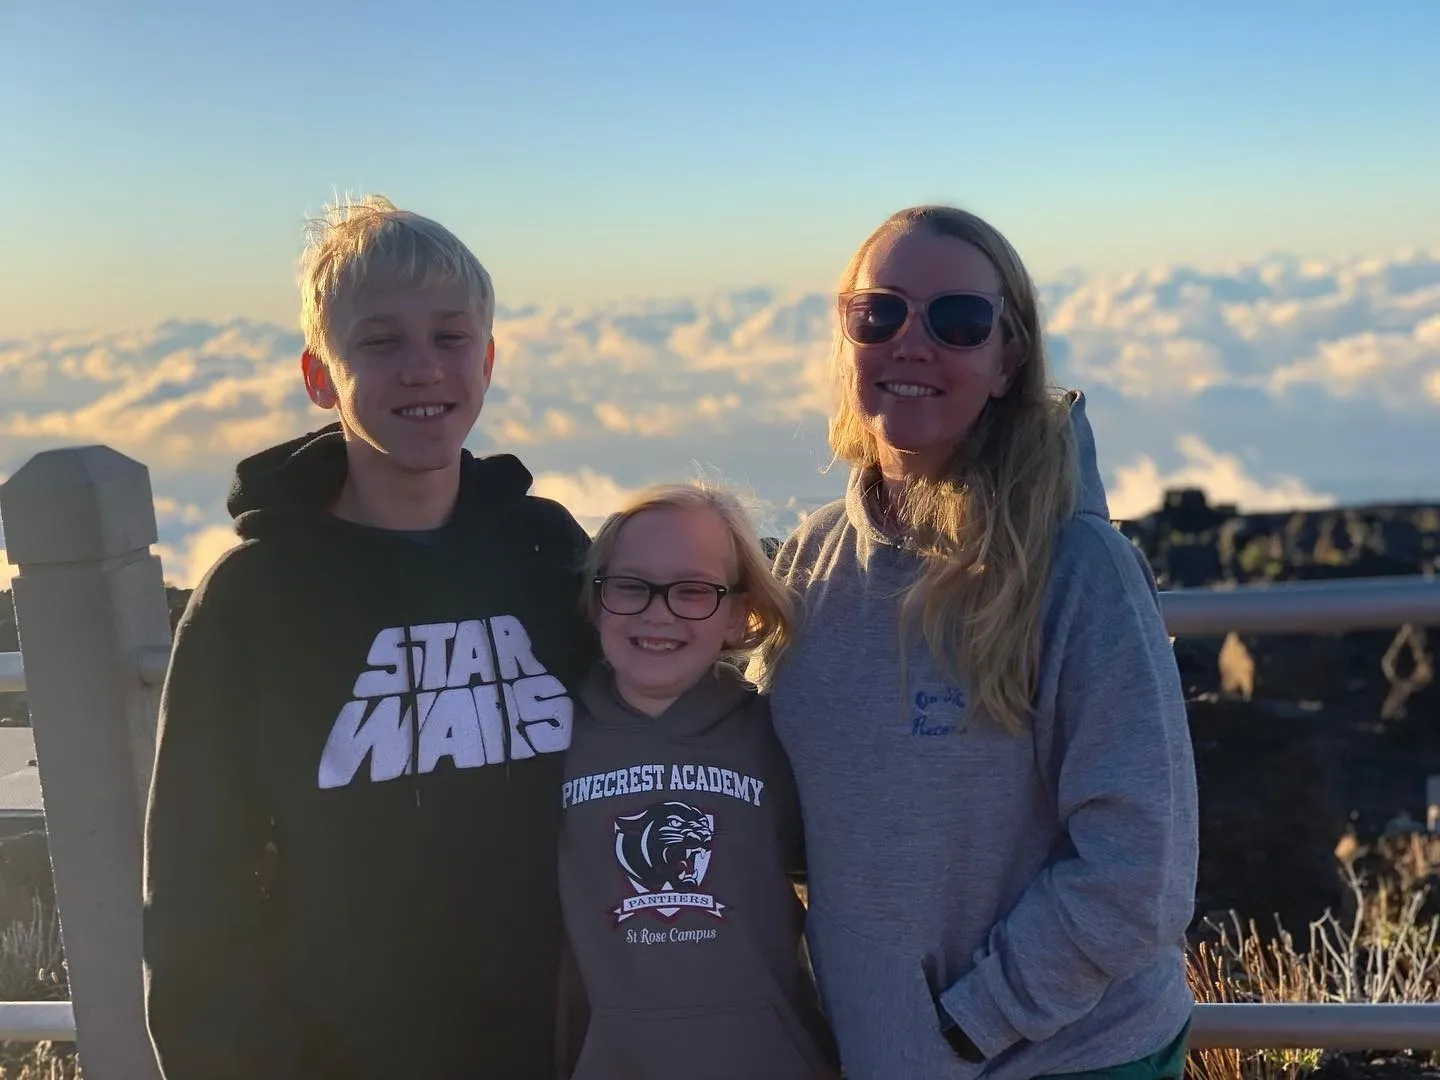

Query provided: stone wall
[1122,489,1439,932]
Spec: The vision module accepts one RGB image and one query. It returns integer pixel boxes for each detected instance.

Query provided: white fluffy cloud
[0,320,317,472]
[1048,251,1440,404]
[1107,435,1337,521]
[531,469,643,534]
[153,525,242,594]
[2,249,1438,587]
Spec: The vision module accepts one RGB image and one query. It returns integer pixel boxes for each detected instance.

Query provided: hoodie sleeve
[143,548,306,1079]
[937,518,1199,1059]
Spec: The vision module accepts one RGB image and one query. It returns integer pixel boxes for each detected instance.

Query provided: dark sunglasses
[839,287,1005,350]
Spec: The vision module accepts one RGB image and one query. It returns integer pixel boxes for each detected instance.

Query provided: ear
[301,349,337,409]
[722,594,752,650]
[991,337,1024,399]
[481,336,496,392]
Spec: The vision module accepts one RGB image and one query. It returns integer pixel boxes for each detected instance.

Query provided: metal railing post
[0,446,170,1079]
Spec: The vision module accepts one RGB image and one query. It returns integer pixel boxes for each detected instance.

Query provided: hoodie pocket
[806,913,978,1080]
[572,999,830,1080]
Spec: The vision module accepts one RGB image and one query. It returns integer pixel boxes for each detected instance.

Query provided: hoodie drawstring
[399,639,520,793]
[482,622,513,779]
[402,623,422,808]
[403,616,513,797]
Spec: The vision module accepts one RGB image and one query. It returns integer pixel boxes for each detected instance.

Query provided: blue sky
[2,0,1438,336]
[3,1,1440,580]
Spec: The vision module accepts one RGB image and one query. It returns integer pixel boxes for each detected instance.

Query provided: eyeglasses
[593,575,734,620]
[839,287,1005,350]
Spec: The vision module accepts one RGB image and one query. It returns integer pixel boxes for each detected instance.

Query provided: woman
[750,206,1199,1079]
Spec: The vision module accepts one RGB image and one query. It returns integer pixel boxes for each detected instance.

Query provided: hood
[1064,389,1111,520]
[579,662,756,741]
[224,421,534,541]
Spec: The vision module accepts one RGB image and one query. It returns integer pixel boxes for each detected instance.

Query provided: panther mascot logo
[611,801,724,922]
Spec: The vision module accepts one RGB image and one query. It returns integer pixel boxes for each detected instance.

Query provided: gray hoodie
[558,663,839,1080]
[749,392,1199,1080]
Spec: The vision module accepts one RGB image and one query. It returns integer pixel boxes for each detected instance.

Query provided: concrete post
[0,445,169,1080]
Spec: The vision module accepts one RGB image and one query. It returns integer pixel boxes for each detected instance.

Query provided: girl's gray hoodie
[750,392,1199,1080]
[558,664,839,1080]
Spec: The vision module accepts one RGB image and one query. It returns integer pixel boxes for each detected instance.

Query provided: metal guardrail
[0,574,1438,1051]
[0,575,1430,696]
[0,651,24,695]
[0,645,169,694]
[0,1001,75,1041]
[1160,573,1440,637]
[0,576,1433,695]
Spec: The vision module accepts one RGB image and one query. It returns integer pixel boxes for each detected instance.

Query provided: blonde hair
[584,482,795,667]
[298,193,496,367]
[829,205,1079,734]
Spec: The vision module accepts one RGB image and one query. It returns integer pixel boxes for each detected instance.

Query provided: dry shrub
[1187,856,1440,1080]
[0,1043,80,1080]
[0,897,65,1002]
[0,899,76,1079]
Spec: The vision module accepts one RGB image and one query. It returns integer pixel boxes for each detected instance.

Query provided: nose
[397,342,444,385]
[639,591,675,622]
[892,305,936,362]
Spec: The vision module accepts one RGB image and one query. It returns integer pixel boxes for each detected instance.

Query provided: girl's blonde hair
[583,482,795,667]
[829,205,1080,734]
[297,193,496,368]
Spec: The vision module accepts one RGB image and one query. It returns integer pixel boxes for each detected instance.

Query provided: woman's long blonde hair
[584,481,796,668]
[830,206,1079,734]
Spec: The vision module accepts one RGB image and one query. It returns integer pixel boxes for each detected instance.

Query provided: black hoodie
[558,663,839,1079]
[142,424,598,1080]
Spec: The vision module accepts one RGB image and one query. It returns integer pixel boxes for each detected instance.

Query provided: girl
[558,483,838,1080]
[749,206,1200,1080]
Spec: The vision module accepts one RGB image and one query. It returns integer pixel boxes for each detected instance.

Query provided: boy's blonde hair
[298,193,496,367]
[583,482,795,666]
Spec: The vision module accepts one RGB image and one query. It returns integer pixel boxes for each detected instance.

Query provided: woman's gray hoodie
[558,664,838,1080]
[750,392,1199,1080]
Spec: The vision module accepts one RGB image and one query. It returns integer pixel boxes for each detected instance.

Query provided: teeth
[634,639,681,652]
[882,383,939,398]
[399,404,448,418]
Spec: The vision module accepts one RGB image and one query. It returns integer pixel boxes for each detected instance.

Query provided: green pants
[1035,1020,1191,1080]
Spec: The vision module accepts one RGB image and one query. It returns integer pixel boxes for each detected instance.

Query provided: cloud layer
[3,248,1438,587]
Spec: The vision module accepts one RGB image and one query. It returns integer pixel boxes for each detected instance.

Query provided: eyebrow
[351,310,474,330]
[609,566,727,580]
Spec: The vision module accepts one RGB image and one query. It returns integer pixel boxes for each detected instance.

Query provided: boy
[142,195,596,1079]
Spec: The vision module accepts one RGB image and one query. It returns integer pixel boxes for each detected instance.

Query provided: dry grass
[1187,843,1440,1080]
[0,899,76,1080]
[0,898,66,1004]
[0,1044,80,1080]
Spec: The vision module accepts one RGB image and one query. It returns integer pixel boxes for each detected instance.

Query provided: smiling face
[304,276,494,477]
[846,227,1013,481]
[597,506,749,717]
